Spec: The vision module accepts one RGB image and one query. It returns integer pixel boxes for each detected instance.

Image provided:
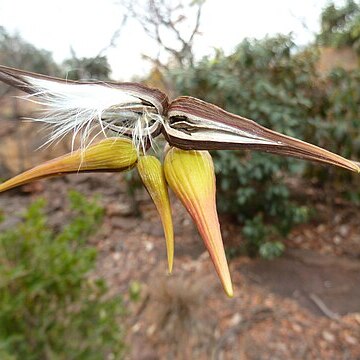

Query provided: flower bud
[164,147,233,297]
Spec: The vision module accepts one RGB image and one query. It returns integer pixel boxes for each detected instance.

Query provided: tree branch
[119,0,204,69]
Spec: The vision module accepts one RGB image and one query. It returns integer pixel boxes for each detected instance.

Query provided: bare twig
[96,14,128,58]
[120,0,204,69]
[309,293,340,320]
[65,15,128,80]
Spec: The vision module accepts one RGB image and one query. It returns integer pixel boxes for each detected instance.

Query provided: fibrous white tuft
[20,76,162,152]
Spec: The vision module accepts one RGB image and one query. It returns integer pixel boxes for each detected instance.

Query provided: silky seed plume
[19,76,163,152]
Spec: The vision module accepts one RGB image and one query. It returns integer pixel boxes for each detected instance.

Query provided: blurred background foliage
[0,27,111,79]
[0,192,126,359]
[0,26,61,76]
[316,0,360,53]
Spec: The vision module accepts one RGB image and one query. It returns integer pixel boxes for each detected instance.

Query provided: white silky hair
[20,76,161,152]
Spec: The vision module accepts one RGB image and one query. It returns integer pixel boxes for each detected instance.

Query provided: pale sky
[0,0,345,80]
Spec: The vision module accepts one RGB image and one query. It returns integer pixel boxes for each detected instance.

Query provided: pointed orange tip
[164,147,234,296]
[137,155,174,273]
[0,138,137,192]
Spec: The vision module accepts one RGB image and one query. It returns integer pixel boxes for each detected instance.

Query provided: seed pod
[164,147,233,297]
[0,138,137,192]
[164,96,360,173]
[137,155,174,273]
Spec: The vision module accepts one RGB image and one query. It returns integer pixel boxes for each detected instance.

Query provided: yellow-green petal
[137,155,174,273]
[0,138,137,192]
[164,147,233,297]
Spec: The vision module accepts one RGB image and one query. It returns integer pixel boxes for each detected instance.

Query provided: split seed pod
[164,97,360,173]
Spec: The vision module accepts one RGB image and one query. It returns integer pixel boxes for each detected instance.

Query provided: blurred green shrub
[305,67,360,185]
[0,26,61,76]
[0,191,125,360]
[316,0,360,53]
[128,280,142,303]
[63,55,112,80]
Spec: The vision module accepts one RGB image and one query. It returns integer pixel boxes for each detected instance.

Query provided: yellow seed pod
[137,155,174,273]
[164,147,233,297]
[0,138,138,192]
